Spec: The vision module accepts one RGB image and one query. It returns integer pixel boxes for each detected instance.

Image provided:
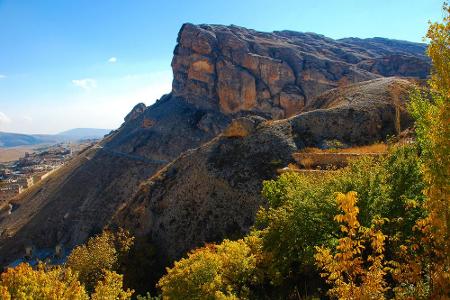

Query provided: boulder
[222,116,265,137]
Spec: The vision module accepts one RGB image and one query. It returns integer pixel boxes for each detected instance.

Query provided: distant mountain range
[0,128,111,148]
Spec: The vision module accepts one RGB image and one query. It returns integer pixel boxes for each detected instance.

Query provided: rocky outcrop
[222,116,265,137]
[172,24,429,119]
[124,103,147,122]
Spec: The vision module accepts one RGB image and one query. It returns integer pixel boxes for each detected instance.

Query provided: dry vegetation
[300,142,388,154]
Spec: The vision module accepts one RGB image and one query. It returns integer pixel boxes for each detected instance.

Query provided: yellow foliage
[0,263,134,300]
[400,3,450,297]
[91,270,133,300]
[315,192,388,300]
[427,3,450,96]
[66,229,134,293]
[158,236,263,300]
[0,263,88,300]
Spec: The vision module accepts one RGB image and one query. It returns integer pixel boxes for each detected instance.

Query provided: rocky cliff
[0,24,429,267]
[172,24,429,118]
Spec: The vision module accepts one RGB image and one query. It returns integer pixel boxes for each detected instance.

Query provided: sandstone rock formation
[0,24,429,267]
[172,24,429,118]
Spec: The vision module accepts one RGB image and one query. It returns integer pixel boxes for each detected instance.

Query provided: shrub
[256,145,425,295]
[158,236,264,300]
[91,270,133,300]
[315,192,388,299]
[66,229,134,293]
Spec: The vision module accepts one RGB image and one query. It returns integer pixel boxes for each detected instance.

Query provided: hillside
[0,23,430,267]
[0,132,61,148]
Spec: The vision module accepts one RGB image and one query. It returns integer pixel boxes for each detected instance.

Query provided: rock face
[0,24,429,267]
[172,24,429,118]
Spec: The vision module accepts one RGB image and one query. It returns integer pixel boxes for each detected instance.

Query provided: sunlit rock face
[172,23,429,119]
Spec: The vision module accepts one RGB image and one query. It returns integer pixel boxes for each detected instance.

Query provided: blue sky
[0,0,443,134]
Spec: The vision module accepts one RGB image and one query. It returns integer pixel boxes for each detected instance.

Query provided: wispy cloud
[108,57,117,63]
[72,78,97,90]
[0,112,11,128]
[0,74,6,79]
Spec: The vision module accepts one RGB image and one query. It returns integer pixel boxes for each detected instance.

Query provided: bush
[255,145,425,295]
[158,236,264,300]
[91,270,133,300]
[66,229,134,293]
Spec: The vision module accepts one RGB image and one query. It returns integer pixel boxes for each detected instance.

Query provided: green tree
[398,2,450,297]
[66,229,134,293]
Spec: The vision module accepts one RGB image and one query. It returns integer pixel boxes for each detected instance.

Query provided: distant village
[0,141,96,212]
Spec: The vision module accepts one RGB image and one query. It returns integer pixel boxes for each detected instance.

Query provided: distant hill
[0,132,61,148]
[0,128,111,148]
[58,128,111,140]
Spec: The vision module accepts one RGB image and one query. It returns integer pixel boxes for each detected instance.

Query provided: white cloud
[72,78,97,90]
[108,57,117,63]
[0,112,11,128]
[0,74,6,79]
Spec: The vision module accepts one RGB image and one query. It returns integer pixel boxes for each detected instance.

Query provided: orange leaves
[334,191,360,236]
